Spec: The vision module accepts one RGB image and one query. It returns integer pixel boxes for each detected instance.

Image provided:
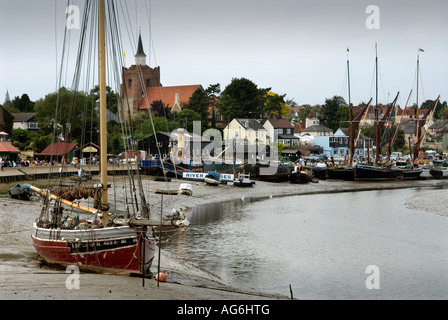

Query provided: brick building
[118,33,161,118]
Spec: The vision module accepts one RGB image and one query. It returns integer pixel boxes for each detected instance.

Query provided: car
[390,152,403,160]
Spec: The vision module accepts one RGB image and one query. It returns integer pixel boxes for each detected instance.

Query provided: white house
[12,113,39,130]
[223,119,267,146]
[261,118,299,146]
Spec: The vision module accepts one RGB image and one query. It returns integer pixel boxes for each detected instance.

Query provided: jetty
[0,164,138,183]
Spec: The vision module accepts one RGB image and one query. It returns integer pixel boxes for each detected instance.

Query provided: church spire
[4,89,11,105]
[135,31,147,66]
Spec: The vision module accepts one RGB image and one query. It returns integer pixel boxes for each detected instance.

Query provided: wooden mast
[98,0,108,225]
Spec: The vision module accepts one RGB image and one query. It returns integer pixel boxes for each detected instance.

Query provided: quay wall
[0,164,138,183]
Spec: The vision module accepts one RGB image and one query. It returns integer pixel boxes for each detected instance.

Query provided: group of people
[0,156,31,171]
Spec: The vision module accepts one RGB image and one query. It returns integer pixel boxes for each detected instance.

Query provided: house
[34,142,78,163]
[0,141,20,161]
[261,118,299,147]
[300,124,333,137]
[223,119,269,163]
[314,128,372,160]
[298,116,334,137]
[223,119,267,146]
[137,129,211,162]
[428,118,448,137]
[11,113,39,130]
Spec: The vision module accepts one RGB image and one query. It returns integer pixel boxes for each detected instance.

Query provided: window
[128,79,133,88]
[146,79,150,88]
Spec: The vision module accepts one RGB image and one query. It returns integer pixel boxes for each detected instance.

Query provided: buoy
[155,272,167,282]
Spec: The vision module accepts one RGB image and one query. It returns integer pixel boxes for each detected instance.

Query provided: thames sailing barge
[31,0,189,275]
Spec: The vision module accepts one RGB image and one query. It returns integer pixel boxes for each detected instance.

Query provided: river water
[163,187,448,300]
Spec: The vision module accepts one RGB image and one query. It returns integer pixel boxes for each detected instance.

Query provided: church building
[118,33,161,118]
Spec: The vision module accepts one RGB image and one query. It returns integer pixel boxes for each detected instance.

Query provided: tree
[217,78,269,121]
[150,100,171,118]
[183,88,209,123]
[12,94,35,112]
[262,92,286,118]
[205,84,221,128]
[319,96,347,131]
[175,109,202,133]
[34,87,98,143]
[90,85,119,114]
[12,128,30,150]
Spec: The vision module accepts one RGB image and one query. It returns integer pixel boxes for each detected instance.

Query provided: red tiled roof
[35,142,77,156]
[0,142,20,153]
[138,85,203,110]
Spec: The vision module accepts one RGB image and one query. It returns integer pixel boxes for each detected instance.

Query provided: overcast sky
[1,0,447,107]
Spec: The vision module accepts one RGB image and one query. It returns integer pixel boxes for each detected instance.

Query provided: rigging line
[109,0,143,217]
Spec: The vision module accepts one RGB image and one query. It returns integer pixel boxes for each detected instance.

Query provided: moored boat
[327,166,354,181]
[234,172,255,187]
[429,167,448,179]
[311,165,327,180]
[30,0,189,276]
[9,183,33,200]
[353,164,403,181]
[401,167,424,180]
[290,166,318,183]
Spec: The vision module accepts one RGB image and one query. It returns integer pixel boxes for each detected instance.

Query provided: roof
[234,119,266,130]
[138,85,203,110]
[262,118,293,128]
[12,113,36,122]
[0,142,20,153]
[429,119,448,129]
[35,142,77,156]
[300,124,333,133]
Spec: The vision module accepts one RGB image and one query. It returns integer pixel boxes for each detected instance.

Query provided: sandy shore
[0,174,447,300]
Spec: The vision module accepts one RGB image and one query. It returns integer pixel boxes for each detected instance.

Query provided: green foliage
[90,85,119,114]
[217,78,269,121]
[319,96,348,131]
[174,109,202,133]
[12,94,35,112]
[11,128,29,150]
[34,87,98,143]
[183,88,209,122]
[262,92,286,118]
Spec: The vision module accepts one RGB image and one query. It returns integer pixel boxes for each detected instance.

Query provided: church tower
[119,33,161,118]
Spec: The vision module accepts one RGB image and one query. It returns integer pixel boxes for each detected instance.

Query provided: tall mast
[375,42,380,165]
[416,53,420,108]
[347,47,354,164]
[98,0,108,224]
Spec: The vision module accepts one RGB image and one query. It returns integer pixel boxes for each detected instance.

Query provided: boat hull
[353,165,403,181]
[289,172,313,183]
[429,168,448,179]
[402,168,424,180]
[311,167,327,180]
[9,184,33,200]
[327,167,354,181]
[31,223,156,274]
